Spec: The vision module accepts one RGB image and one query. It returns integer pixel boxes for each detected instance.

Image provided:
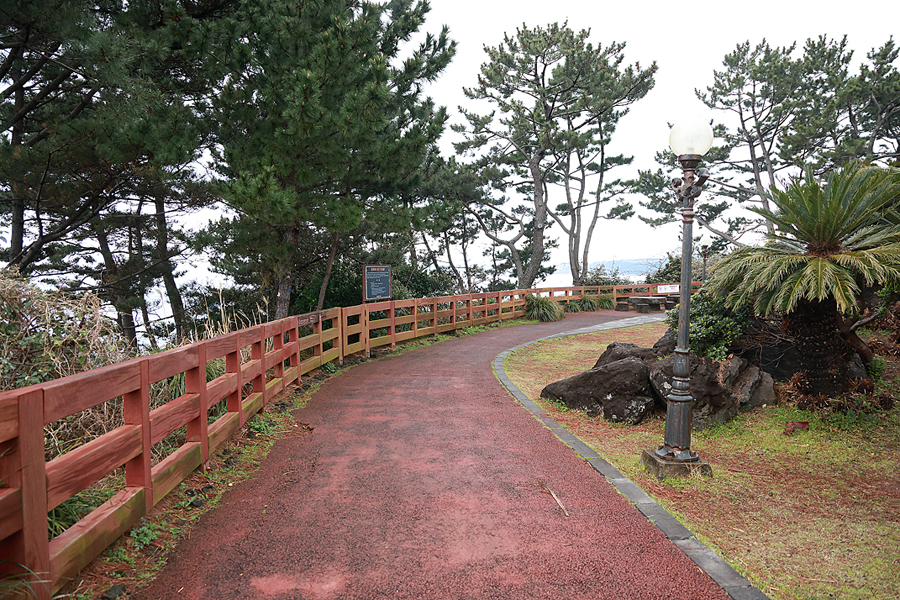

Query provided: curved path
[137,311,753,600]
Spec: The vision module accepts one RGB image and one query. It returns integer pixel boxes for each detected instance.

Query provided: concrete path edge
[491,314,772,600]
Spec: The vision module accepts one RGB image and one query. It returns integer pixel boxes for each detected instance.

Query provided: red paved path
[137,312,730,600]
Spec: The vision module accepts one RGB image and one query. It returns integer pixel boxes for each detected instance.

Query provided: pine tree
[209,0,455,318]
[454,23,655,288]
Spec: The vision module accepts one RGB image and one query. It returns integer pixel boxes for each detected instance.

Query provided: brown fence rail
[0,283,692,597]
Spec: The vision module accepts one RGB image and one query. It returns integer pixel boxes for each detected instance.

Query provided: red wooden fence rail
[0,283,692,597]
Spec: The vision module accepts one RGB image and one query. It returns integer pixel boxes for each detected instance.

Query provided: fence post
[274,320,285,384]
[452,296,458,330]
[335,311,344,365]
[226,336,244,426]
[312,316,323,372]
[431,298,437,337]
[186,342,209,469]
[340,308,347,360]
[364,305,371,359]
[288,318,300,384]
[123,359,152,513]
[390,301,397,350]
[252,326,265,412]
[3,388,52,599]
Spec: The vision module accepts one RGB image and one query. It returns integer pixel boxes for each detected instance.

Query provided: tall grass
[525,294,565,322]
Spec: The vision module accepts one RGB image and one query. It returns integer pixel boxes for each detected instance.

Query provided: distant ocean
[539,259,657,287]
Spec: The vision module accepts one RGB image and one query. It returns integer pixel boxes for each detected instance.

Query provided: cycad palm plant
[708,163,900,396]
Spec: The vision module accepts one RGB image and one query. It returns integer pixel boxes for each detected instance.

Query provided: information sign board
[364,265,392,301]
[657,284,680,294]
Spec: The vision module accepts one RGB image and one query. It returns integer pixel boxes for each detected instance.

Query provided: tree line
[2,1,898,348]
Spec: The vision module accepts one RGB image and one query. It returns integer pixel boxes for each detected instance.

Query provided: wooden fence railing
[0,283,692,597]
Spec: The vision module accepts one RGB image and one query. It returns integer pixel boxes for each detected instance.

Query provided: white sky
[420,0,899,283]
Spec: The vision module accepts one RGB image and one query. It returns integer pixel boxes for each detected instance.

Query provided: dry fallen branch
[537,480,569,517]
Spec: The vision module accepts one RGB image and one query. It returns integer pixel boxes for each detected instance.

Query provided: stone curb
[492,314,772,600]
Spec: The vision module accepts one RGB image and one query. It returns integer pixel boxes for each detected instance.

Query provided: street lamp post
[642,118,714,478]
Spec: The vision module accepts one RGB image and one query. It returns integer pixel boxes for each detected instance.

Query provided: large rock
[593,342,660,368]
[541,333,777,429]
[652,328,677,356]
[649,354,773,428]
[541,356,655,424]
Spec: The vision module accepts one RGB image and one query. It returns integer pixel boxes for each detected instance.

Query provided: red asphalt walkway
[137,311,736,600]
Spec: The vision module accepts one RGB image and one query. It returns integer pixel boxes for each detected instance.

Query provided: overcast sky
[419,0,899,281]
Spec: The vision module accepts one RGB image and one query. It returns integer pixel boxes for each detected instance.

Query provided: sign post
[363,265,391,302]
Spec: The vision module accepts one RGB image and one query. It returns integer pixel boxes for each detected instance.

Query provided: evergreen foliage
[665,289,754,361]
[637,36,900,248]
[209,0,456,318]
[1,0,233,344]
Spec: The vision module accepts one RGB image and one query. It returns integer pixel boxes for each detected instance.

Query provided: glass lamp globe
[696,230,712,247]
[669,118,714,156]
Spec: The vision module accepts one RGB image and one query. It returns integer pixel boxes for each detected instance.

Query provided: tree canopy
[638,36,900,248]
[207,0,455,317]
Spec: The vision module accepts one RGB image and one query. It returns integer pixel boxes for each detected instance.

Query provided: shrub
[582,264,631,286]
[576,295,600,311]
[596,294,614,310]
[665,288,754,361]
[563,301,582,313]
[0,268,129,391]
[525,294,565,322]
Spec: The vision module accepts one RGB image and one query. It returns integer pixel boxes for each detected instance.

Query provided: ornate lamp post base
[640,449,713,480]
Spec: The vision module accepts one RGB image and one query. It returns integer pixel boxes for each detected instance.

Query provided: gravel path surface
[136,311,731,600]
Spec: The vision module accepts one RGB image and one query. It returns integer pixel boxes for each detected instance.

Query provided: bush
[645,253,682,284]
[665,288,754,360]
[563,301,581,313]
[0,269,129,391]
[525,294,565,322]
[577,295,599,311]
[582,264,631,286]
[596,294,615,310]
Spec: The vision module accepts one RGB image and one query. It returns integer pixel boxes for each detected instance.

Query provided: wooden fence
[0,283,690,597]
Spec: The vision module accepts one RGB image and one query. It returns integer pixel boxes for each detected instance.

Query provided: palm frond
[707,163,900,317]
[756,163,900,250]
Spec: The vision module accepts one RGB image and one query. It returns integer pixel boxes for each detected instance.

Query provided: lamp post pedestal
[641,449,713,479]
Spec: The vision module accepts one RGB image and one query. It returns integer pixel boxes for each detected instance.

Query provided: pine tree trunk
[154,195,186,341]
[8,65,25,265]
[782,299,850,396]
[118,308,138,349]
[316,232,340,312]
[141,301,158,350]
[275,271,293,320]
